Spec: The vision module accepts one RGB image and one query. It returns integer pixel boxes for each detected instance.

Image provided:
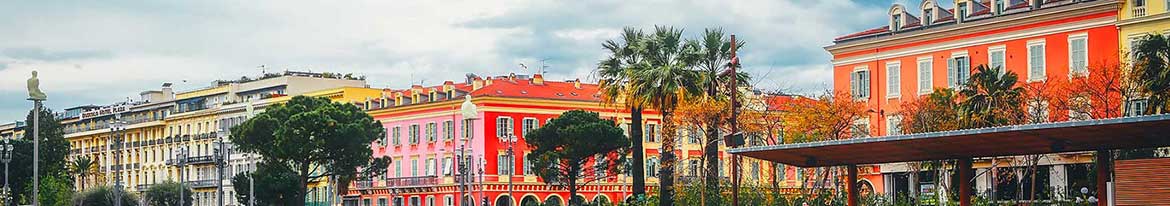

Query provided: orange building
[826,0,1119,202]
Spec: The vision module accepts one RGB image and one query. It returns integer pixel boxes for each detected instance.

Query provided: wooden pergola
[729,114,1170,206]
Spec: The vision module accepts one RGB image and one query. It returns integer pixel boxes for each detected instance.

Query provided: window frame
[496,116,514,138]
[886,61,901,99]
[917,56,934,95]
[1067,33,1089,77]
[442,120,454,140]
[522,118,539,137]
[1027,39,1047,82]
[426,122,437,142]
[948,51,970,89]
[409,124,420,144]
[851,66,870,100]
[988,45,1007,76]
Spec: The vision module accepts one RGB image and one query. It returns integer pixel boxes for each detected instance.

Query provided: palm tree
[1132,33,1170,114]
[958,64,1025,129]
[687,28,748,205]
[597,27,650,197]
[69,156,96,191]
[631,26,702,206]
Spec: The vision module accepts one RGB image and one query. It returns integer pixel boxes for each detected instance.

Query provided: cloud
[0,0,892,121]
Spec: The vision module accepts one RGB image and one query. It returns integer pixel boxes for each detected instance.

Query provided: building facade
[346,74,774,206]
[827,0,1120,202]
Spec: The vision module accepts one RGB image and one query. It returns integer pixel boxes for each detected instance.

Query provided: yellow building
[58,71,378,206]
[1120,0,1169,54]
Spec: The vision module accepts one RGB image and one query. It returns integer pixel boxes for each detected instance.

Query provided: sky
[0,0,905,122]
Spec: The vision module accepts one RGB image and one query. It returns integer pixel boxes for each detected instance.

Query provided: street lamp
[459,95,478,206]
[478,155,486,206]
[214,130,228,206]
[500,134,516,206]
[1,138,13,204]
[110,115,127,206]
[176,146,188,206]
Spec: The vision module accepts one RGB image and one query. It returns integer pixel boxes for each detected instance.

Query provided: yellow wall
[1119,0,1170,55]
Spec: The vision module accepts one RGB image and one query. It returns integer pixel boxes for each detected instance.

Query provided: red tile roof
[835,27,890,41]
[469,79,600,102]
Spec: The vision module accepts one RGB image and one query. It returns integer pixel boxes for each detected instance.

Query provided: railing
[384,176,439,188]
[187,180,217,189]
[185,155,216,164]
[1133,6,1147,17]
[355,180,376,189]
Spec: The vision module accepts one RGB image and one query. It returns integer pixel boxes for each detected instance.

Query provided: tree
[7,107,71,205]
[68,156,96,191]
[898,88,962,134]
[144,181,192,206]
[780,92,866,142]
[526,110,629,206]
[958,65,1025,129]
[597,27,650,196]
[687,28,747,206]
[630,25,703,206]
[1131,33,1170,114]
[229,96,388,203]
[232,162,303,206]
[70,186,139,206]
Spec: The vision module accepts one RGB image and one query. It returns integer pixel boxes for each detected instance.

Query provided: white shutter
[861,71,870,98]
[947,58,956,88]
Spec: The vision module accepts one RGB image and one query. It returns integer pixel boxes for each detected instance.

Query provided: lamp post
[248,153,255,206]
[2,138,13,204]
[214,130,227,206]
[477,156,486,206]
[176,147,188,206]
[460,95,478,206]
[110,115,127,206]
[500,134,516,206]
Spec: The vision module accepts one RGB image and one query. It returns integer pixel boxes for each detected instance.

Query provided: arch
[888,4,906,15]
[572,194,587,205]
[495,194,514,206]
[520,195,540,206]
[858,179,876,197]
[543,194,564,206]
[592,194,611,205]
[920,0,936,10]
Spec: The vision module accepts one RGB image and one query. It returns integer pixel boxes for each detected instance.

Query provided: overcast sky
[0,0,904,122]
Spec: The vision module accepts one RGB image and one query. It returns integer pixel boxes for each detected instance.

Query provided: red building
[826,0,1120,202]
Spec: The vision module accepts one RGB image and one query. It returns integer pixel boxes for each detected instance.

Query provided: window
[851,67,870,99]
[444,196,454,206]
[426,196,435,206]
[411,158,419,176]
[948,53,970,89]
[443,157,452,176]
[409,124,420,144]
[989,46,1007,76]
[524,153,533,175]
[1069,96,1091,121]
[1126,98,1148,117]
[498,154,513,175]
[687,159,700,177]
[887,62,901,98]
[425,158,435,176]
[395,160,402,177]
[646,124,658,142]
[426,122,437,142]
[994,0,1006,14]
[1132,0,1147,17]
[442,120,453,140]
[892,14,902,31]
[646,157,659,178]
[1069,34,1088,76]
[462,119,472,140]
[594,155,606,177]
[522,118,538,136]
[686,127,700,144]
[918,57,934,94]
[887,116,902,135]
[923,9,933,26]
[1027,100,1050,123]
[1027,40,1047,81]
[496,117,514,138]
[379,198,389,206]
[958,2,968,22]
[851,119,870,138]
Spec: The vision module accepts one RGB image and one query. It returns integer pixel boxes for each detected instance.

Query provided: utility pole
[728,34,741,206]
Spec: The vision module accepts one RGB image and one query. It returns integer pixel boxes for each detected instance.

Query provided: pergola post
[1095,149,1110,206]
[847,164,858,206]
[958,158,973,206]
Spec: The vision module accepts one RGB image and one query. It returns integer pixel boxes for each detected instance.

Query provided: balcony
[1133,6,1147,17]
[185,155,216,165]
[136,184,152,191]
[384,176,439,188]
[187,180,217,189]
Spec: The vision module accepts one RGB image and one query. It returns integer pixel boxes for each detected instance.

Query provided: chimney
[472,77,484,90]
[574,78,581,89]
[508,73,517,82]
[532,74,544,85]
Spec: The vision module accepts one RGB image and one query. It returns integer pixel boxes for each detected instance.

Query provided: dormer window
[892,14,902,31]
[994,0,1006,15]
[958,2,968,22]
[923,8,933,26]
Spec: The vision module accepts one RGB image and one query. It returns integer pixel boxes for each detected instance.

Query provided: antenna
[539,58,551,74]
[519,63,529,74]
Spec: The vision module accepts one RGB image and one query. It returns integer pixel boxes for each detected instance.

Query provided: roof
[470,79,600,102]
[730,114,1170,167]
[833,0,1092,43]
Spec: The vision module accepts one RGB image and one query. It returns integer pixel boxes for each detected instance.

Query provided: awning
[729,114,1170,167]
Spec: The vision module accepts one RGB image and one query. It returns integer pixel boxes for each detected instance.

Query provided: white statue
[27,71,47,101]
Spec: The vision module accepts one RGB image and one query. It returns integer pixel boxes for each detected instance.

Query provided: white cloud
[0,0,890,120]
